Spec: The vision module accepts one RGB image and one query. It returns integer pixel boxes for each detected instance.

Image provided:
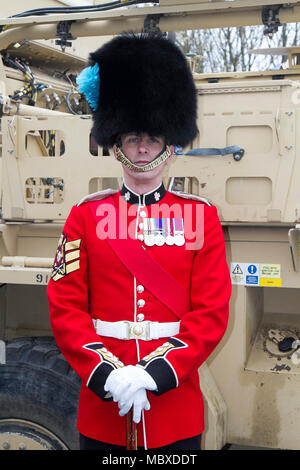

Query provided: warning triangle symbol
[233,264,243,274]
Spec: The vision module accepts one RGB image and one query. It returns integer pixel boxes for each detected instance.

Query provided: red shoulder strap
[87,197,190,318]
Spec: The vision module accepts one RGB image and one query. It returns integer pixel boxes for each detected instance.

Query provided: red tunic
[47,187,231,448]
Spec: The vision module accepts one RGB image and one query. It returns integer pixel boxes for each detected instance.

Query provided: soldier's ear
[168,145,175,162]
[112,144,118,160]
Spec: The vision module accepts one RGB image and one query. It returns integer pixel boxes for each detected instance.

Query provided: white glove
[118,388,151,423]
[104,365,157,404]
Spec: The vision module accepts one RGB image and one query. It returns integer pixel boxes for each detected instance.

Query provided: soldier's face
[120,132,166,165]
[113,132,173,182]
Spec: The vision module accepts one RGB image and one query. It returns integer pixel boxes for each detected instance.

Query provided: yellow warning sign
[260,264,281,287]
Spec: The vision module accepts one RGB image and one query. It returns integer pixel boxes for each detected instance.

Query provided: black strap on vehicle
[175,145,245,161]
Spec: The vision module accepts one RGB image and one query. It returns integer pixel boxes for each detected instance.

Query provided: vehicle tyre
[0,336,81,450]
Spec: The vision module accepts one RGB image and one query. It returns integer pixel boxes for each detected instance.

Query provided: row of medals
[142,218,185,247]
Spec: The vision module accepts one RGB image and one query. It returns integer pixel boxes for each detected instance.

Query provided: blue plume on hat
[76,62,100,111]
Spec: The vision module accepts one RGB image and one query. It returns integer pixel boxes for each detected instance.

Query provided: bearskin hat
[88,32,198,148]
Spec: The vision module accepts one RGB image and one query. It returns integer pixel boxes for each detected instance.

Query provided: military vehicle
[0,0,300,450]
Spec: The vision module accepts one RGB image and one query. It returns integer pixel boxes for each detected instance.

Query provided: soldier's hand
[104,364,157,404]
[118,388,151,423]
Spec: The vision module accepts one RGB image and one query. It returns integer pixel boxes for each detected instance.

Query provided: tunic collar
[121,182,166,206]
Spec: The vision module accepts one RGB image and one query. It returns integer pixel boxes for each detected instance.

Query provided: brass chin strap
[115,145,172,173]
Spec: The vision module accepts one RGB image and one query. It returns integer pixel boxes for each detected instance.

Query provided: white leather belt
[93,319,180,341]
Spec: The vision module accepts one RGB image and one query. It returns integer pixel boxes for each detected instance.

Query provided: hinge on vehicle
[262,5,282,38]
[143,14,163,34]
[55,21,75,52]
[288,224,300,272]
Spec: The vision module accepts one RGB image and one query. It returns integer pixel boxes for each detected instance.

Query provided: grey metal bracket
[288,224,300,272]
[143,14,162,34]
[262,4,282,37]
[55,20,75,52]
[0,340,5,364]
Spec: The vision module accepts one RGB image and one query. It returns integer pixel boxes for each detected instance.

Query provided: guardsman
[47,32,231,450]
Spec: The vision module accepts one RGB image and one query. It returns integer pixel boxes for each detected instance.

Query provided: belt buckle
[143,321,151,341]
[123,321,152,341]
[123,321,132,340]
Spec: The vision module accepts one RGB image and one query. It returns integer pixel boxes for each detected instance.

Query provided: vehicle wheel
[0,336,81,450]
